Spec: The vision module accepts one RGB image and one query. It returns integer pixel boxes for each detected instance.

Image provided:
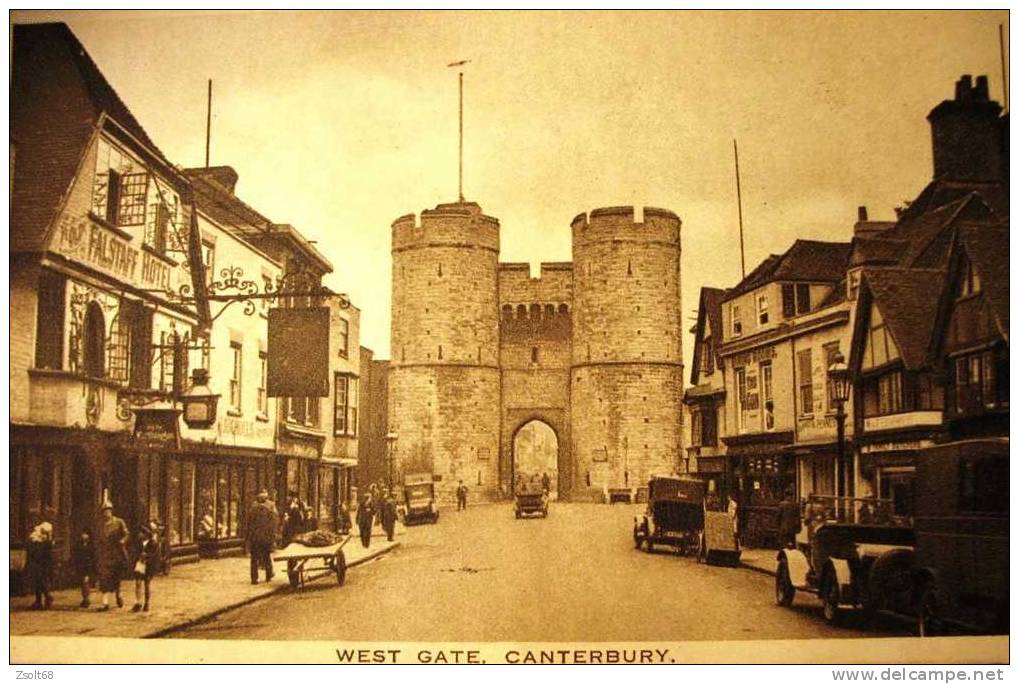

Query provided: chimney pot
[975,75,989,100]
[857,206,868,222]
[956,74,973,100]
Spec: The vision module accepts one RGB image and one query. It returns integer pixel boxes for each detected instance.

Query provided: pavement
[9,529,402,639]
[174,502,915,641]
[739,546,777,577]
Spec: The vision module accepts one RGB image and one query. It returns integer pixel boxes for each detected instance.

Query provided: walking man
[456,480,468,511]
[356,493,375,549]
[380,490,398,542]
[246,489,278,584]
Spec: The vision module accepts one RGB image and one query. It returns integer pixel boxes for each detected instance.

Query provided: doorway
[512,420,559,499]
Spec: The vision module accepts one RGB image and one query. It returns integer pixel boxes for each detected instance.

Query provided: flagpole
[459,70,464,202]
[734,139,746,280]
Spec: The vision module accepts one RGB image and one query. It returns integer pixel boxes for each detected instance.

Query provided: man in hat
[380,489,399,542]
[26,519,55,610]
[245,489,278,584]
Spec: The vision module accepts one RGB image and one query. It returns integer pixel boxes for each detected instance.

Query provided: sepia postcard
[7,9,1010,667]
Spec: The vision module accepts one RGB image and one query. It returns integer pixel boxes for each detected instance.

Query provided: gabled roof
[959,225,1009,340]
[11,23,175,253]
[689,286,726,385]
[862,268,945,370]
[723,240,850,301]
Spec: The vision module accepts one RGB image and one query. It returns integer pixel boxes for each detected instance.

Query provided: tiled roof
[862,268,945,370]
[690,286,726,385]
[724,240,851,300]
[851,237,909,267]
[959,225,1009,339]
[11,23,174,253]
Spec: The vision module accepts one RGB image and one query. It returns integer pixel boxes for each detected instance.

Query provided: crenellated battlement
[392,201,500,252]
[571,205,681,247]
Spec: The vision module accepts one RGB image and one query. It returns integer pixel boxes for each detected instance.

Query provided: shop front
[724,431,795,549]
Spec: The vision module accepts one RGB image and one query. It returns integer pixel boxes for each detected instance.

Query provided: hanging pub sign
[267,307,330,397]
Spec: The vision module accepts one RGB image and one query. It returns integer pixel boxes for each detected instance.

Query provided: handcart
[273,534,350,589]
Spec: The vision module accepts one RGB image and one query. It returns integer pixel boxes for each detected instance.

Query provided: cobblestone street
[173,502,914,641]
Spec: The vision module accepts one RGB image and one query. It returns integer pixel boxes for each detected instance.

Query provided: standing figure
[71,529,97,608]
[727,496,740,548]
[337,503,353,535]
[246,489,278,584]
[456,480,468,511]
[356,493,375,549]
[777,489,801,549]
[95,501,128,611]
[26,520,55,610]
[380,490,398,542]
[131,525,160,612]
[282,491,309,546]
[541,472,551,496]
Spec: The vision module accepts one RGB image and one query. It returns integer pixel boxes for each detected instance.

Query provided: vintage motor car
[515,481,549,518]
[633,476,706,556]
[775,495,916,625]
[402,472,439,525]
[912,439,1008,636]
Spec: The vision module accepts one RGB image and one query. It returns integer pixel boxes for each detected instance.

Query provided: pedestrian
[356,493,375,549]
[541,472,551,496]
[380,490,398,542]
[282,491,309,545]
[26,520,55,610]
[727,496,740,547]
[131,524,160,612]
[71,528,97,608]
[777,489,801,549]
[456,480,468,511]
[338,502,353,535]
[246,489,278,584]
[95,501,128,611]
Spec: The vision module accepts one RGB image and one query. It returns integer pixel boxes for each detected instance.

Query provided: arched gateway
[512,419,560,498]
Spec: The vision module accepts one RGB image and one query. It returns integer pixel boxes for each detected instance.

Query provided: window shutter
[35,271,66,370]
[782,284,796,318]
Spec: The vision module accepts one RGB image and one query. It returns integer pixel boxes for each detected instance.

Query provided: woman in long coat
[95,501,128,611]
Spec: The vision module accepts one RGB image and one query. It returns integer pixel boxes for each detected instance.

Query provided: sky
[13,10,1009,375]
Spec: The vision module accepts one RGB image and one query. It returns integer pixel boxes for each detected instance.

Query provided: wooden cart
[273,536,349,589]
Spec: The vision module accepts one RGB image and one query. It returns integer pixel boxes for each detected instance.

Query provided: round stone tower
[569,206,683,501]
[389,202,501,502]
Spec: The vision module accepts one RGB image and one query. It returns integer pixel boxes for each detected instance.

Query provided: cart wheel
[775,560,795,607]
[287,560,300,589]
[822,578,841,625]
[334,550,347,586]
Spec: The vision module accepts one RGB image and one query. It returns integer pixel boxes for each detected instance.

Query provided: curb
[144,541,400,639]
[740,561,776,578]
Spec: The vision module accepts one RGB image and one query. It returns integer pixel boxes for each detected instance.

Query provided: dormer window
[781,283,811,318]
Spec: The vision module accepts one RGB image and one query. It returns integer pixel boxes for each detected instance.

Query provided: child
[131,525,160,612]
[26,521,55,610]
[71,529,97,608]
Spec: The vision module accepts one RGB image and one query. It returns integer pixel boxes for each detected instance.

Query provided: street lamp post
[827,352,851,520]
[385,432,398,491]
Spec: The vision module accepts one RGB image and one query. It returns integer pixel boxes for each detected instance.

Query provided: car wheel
[775,560,795,607]
[822,578,841,625]
[917,585,944,637]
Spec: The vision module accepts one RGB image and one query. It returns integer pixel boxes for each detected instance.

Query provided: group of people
[355,483,398,549]
[244,488,331,584]
[25,500,162,613]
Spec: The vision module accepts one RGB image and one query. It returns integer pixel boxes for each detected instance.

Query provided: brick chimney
[927,75,1005,182]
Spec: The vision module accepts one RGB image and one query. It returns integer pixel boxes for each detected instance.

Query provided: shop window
[760,361,774,430]
[319,467,339,528]
[823,342,841,413]
[14,451,66,541]
[166,458,195,546]
[797,349,813,416]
